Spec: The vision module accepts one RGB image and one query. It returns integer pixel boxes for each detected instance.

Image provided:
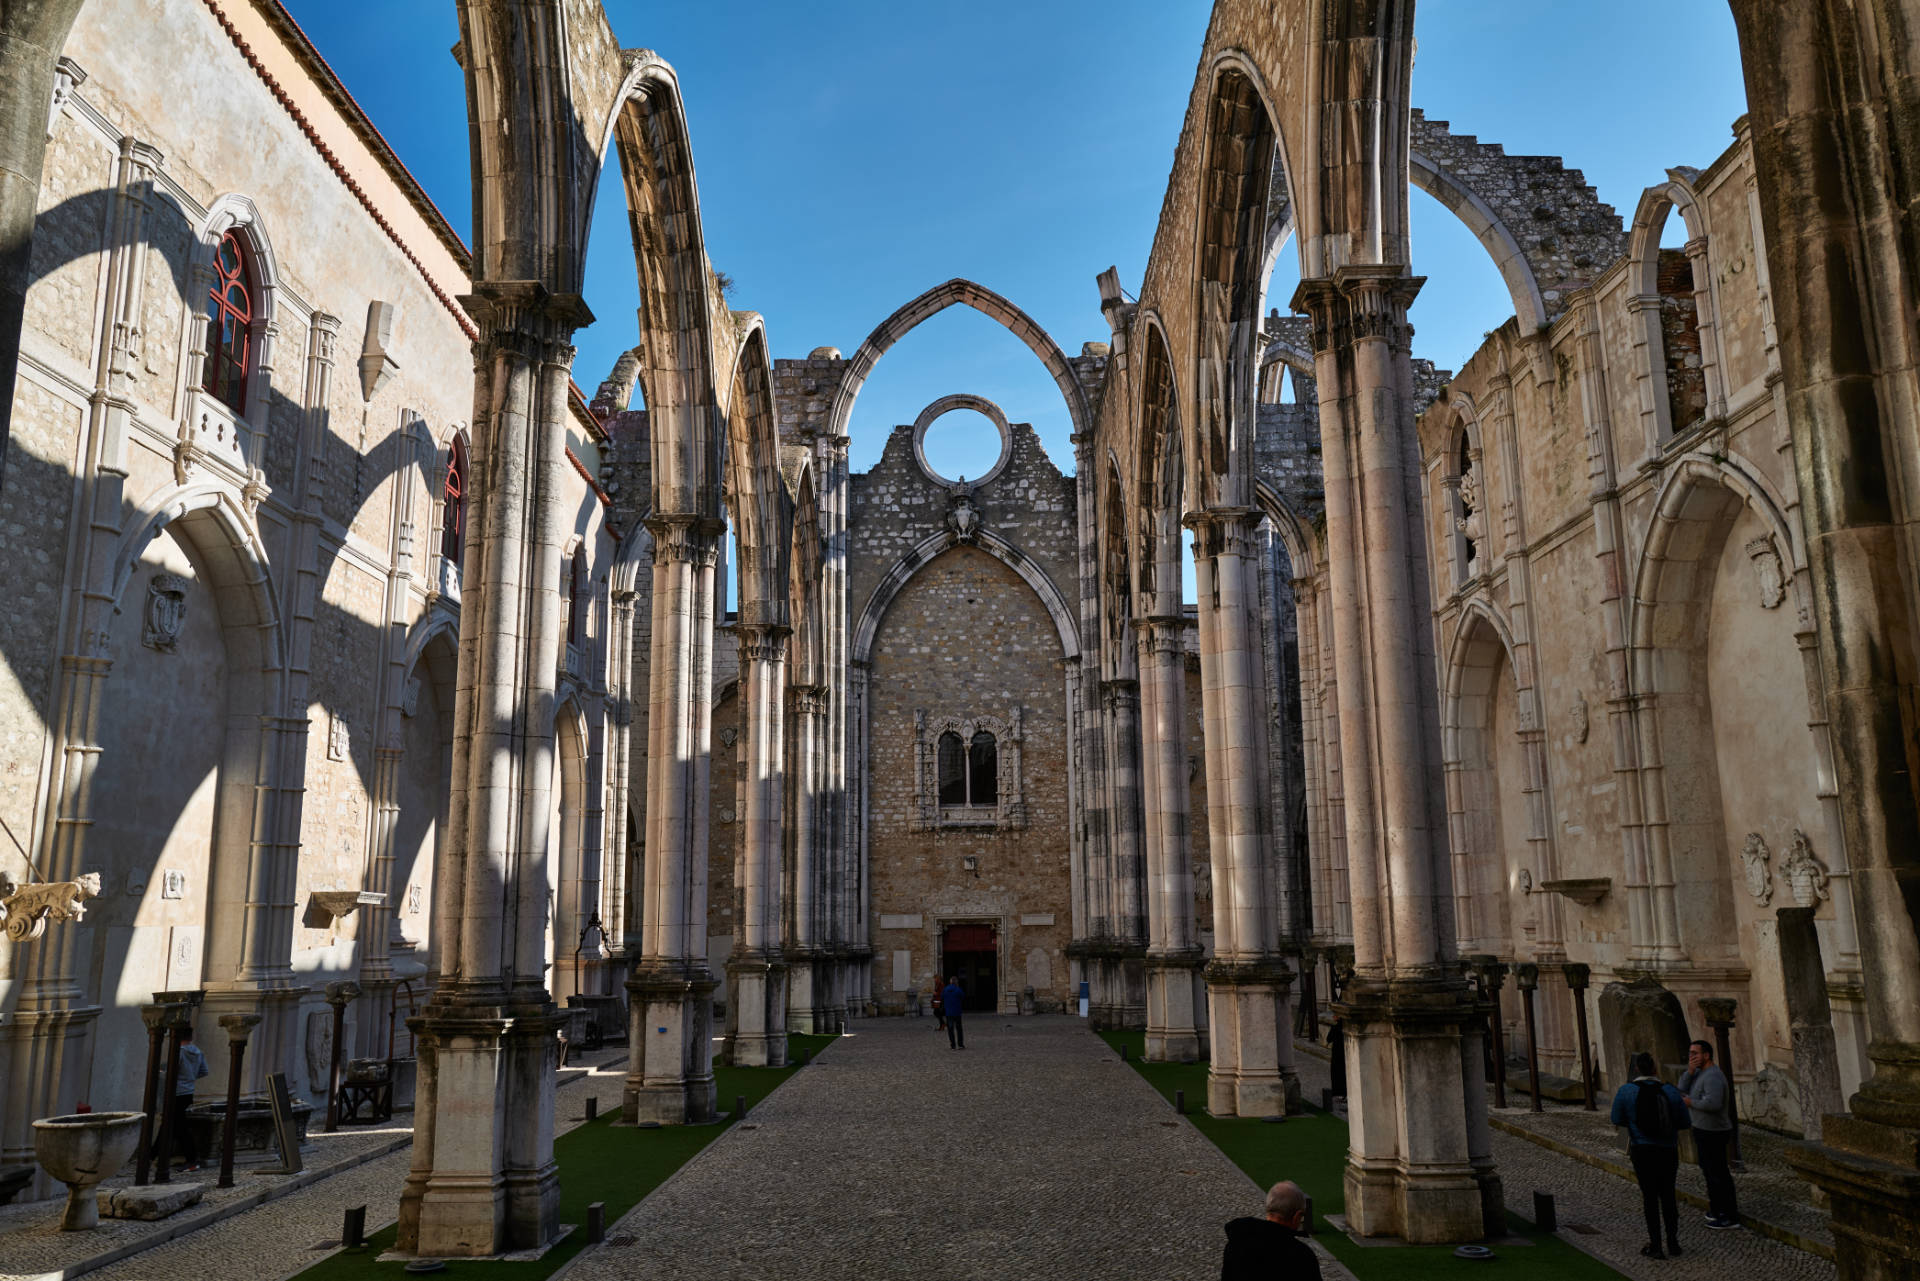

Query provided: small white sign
[878,913,923,930]
[1019,913,1055,927]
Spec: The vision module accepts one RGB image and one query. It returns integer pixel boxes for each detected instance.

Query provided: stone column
[0,0,85,488]
[601,586,639,995]
[3,137,164,1183]
[622,515,723,1124]
[785,685,828,1033]
[726,624,788,1067]
[1100,678,1148,1027]
[396,283,585,1257]
[1136,616,1203,1061]
[1186,507,1296,1117]
[1297,267,1498,1243]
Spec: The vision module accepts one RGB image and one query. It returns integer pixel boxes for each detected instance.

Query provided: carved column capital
[1100,679,1140,715]
[645,514,725,566]
[1132,614,1187,658]
[1182,506,1261,560]
[736,624,791,666]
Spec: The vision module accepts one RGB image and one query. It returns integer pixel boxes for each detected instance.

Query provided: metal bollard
[800,1049,809,1066]
[1120,1042,1129,1062]
[736,1094,747,1121]
[343,1205,366,1249]
[1175,1089,1186,1115]
[1322,1087,1334,1111]
[1303,1194,1315,1234]
[1533,1190,1557,1233]
[587,1201,606,1244]
[585,1096,598,1121]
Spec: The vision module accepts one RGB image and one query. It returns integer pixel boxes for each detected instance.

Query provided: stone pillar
[1136,616,1203,1061]
[2,137,168,1184]
[726,624,788,1067]
[622,515,723,1124]
[1100,678,1148,1028]
[0,0,85,488]
[1730,6,1920,1273]
[396,283,585,1257]
[1185,507,1296,1117]
[785,685,829,1033]
[1297,267,1498,1243]
[1776,907,1845,1143]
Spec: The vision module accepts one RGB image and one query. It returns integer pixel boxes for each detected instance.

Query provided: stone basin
[31,1112,144,1230]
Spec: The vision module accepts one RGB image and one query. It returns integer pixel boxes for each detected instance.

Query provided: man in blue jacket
[1610,1051,1691,1259]
[942,976,965,1050]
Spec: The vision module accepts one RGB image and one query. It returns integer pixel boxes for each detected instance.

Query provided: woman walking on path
[1610,1050,1692,1260]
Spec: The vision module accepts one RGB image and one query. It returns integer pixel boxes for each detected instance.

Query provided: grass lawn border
[288,1032,839,1281]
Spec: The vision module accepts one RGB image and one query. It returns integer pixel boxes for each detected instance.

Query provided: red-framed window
[202,230,253,413]
[441,438,467,562]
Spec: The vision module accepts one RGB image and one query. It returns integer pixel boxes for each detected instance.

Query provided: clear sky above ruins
[281,1,1748,484]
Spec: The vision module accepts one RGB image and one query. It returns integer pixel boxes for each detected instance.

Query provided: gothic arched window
[441,438,467,562]
[938,731,967,806]
[567,547,587,646]
[968,731,998,805]
[203,230,254,413]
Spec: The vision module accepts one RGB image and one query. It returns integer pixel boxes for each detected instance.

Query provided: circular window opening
[919,408,1004,485]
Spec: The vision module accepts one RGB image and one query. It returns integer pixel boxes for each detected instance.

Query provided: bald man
[1221,1179,1321,1279]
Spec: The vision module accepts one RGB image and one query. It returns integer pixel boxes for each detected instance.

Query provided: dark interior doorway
[940,923,998,1013]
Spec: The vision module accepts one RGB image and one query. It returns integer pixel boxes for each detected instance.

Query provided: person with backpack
[1610,1050,1691,1259]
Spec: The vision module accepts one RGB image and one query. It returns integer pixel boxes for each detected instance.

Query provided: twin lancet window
[937,730,999,807]
[915,709,1027,830]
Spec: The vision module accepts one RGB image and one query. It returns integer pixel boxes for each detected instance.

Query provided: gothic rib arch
[788,460,825,688]
[1190,56,1283,512]
[1626,450,1806,697]
[1250,478,1316,582]
[1627,169,1729,434]
[1133,310,1186,621]
[852,528,1080,669]
[603,52,726,522]
[722,312,791,630]
[827,278,1093,445]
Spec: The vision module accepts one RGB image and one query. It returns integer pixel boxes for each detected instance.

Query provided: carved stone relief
[1782,829,1830,906]
[1568,691,1590,744]
[401,676,422,718]
[328,713,350,762]
[1746,536,1786,609]
[1740,832,1774,906]
[948,493,980,543]
[142,573,189,652]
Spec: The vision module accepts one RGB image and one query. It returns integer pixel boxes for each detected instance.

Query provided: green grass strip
[1097,1029,1624,1281]
[296,1032,838,1281]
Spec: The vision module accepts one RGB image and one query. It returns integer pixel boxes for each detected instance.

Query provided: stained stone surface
[563,1017,1351,1281]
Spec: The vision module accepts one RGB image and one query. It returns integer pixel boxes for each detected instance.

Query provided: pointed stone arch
[827,278,1092,445]
[852,529,1079,668]
[722,313,790,628]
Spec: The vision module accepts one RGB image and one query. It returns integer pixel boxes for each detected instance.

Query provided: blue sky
[280,1,1748,484]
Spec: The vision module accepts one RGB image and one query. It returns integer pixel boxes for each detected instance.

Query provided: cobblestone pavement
[1489,1088,1833,1256]
[1290,1043,1834,1281]
[560,1016,1353,1281]
[0,1047,631,1281]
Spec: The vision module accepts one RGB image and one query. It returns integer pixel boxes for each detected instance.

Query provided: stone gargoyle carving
[1,871,103,942]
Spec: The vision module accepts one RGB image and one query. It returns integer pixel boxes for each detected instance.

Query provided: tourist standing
[163,1025,210,1172]
[942,976,966,1050]
[1680,1039,1740,1228]
[1610,1050,1691,1259]
[1220,1179,1321,1280]
[930,983,947,1033]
